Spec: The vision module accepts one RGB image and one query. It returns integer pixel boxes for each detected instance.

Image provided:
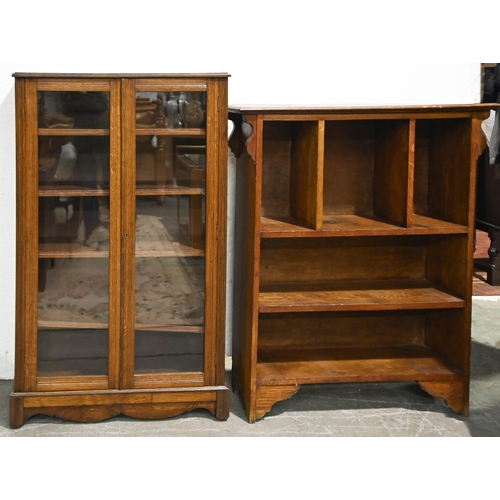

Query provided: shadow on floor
[1,340,499,436]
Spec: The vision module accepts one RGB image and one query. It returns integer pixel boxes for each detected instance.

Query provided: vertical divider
[290,120,324,230]
[317,120,325,230]
[373,119,413,227]
[204,79,219,385]
[108,79,122,389]
[407,119,416,228]
[120,78,136,389]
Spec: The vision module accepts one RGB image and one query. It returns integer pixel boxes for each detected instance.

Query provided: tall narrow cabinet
[11,73,230,427]
[229,104,496,423]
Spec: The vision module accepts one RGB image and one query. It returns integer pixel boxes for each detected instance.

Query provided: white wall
[0,1,489,379]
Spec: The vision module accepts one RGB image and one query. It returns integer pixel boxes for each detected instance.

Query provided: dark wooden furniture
[475,147,500,286]
[11,73,230,427]
[229,104,495,423]
[475,64,500,285]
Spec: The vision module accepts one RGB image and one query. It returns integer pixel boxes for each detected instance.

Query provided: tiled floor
[1,295,499,437]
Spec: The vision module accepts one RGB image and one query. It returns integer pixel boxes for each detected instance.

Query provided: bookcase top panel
[229,103,498,116]
[13,73,230,79]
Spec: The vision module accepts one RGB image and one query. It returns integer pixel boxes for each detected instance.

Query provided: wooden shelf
[135,128,205,137]
[38,128,109,136]
[135,241,204,258]
[38,241,204,258]
[260,214,468,237]
[38,186,205,197]
[256,346,461,386]
[39,185,110,197]
[38,320,203,333]
[38,243,109,258]
[258,280,465,313]
[136,186,205,196]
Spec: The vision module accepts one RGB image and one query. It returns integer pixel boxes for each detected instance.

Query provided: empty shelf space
[256,345,461,386]
[258,280,465,313]
[411,214,468,233]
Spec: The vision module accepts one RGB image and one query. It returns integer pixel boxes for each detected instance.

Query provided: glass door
[122,80,210,388]
[35,79,121,389]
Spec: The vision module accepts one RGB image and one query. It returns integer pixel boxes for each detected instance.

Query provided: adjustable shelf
[230,104,495,423]
[256,346,461,386]
[258,279,465,313]
[38,241,204,258]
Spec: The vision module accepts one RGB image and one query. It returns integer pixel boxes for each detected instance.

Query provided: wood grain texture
[12,73,230,427]
[323,120,374,217]
[257,346,461,385]
[16,78,39,392]
[229,104,497,116]
[109,79,121,389]
[290,121,323,229]
[260,236,428,283]
[373,120,412,227]
[10,386,229,426]
[230,132,261,422]
[121,78,136,389]
[418,380,468,416]
[254,385,299,422]
[258,311,426,350]
[229,105,493,422]
[258,283,464,313]
[261,213,468,237]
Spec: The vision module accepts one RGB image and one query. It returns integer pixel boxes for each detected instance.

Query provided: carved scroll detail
[228,114,256,162]
[243,115,257,163]
[418,380,468,416]
[253,385,300,422]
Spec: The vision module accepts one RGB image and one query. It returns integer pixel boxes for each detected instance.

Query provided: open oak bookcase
[11,73,229,427]
[229,104,496,423]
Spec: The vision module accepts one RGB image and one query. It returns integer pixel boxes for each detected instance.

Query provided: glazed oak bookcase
[11,73,230,427]
[229,104,496,423]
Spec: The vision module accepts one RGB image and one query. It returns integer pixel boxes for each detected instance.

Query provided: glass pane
[134,198,205,374]
[134,89,207,375]
[38,91,109,129]
[136,91,206,129]
[37,90,111,378]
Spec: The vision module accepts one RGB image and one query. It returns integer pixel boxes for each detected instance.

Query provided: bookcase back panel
[257,311,425,351]
[262,122,292,219]
[414,119,472,226]
[323,121,375,216]
[260,236,426,284]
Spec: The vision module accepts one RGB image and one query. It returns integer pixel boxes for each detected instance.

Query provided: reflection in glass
[37,258,109,377]
[38,91,110,130]
[136,92,206,129]
[37,90,111,378]
[134,168,206,374]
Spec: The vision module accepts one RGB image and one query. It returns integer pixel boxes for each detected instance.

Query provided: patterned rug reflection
[38,215,204,329]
